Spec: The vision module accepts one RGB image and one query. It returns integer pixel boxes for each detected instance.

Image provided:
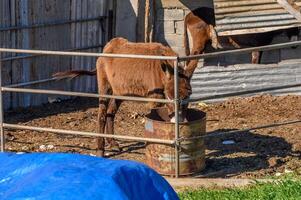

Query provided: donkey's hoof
[108,143,121,152]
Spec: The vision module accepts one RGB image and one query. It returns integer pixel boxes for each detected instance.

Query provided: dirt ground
[4,94,301,178]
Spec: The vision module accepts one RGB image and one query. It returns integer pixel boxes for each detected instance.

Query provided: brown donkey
[184,7,222,76]
[184,7,299,67]
[54,37,193,156]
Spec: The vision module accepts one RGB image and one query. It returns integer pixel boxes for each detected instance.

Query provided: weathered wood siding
[0,0,109,110]
[214,0,301,36]
[0,0,12,109]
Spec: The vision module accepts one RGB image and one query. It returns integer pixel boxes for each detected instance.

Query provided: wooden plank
[27,0,71,106]
[10,0,18,109]
[215,4,283,15]
[216,13,294,25]
[0,0,12,109]
[145,0,150,42]
[217,19,297,30]
[156,0,213,9]
[218,24,301,36]
[11,0,23,108]
[277,0,301,22]
[72,0,83,92]
[214,0,301,35]
[20,0,31,107]
[215,0,276,8]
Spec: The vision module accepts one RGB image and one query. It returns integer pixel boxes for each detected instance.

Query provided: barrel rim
[145,107,207,125]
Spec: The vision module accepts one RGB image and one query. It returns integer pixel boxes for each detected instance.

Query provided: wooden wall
[0,0,110,110]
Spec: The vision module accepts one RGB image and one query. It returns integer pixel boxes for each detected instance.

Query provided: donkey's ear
[161,62,173,80]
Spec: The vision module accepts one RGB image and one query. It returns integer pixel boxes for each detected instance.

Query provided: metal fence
[1,40,301,178]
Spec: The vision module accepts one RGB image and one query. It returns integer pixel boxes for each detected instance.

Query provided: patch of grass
[179,179,301,200]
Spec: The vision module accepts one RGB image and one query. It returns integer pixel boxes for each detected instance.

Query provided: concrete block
[164,34,184,47]
[157,9,184,21]
[184,9,191,17]
[171,46,186,56]
[175,21,185,35]
[156,21,175,34]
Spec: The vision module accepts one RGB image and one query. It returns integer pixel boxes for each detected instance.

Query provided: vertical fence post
[0,54,4,152]
[174,58,180,178]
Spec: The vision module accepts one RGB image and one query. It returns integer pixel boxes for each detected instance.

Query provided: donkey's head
[161,61,192,122]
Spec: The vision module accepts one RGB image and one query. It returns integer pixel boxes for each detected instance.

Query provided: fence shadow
[5,97,99,124]
[196,128,299,178]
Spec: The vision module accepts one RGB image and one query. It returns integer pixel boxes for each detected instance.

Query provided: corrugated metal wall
[214,0,301,36]
[191,59,301,102]
[0,0,109,110]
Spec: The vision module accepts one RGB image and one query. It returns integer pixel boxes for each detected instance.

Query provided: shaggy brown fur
[54,37,192,156]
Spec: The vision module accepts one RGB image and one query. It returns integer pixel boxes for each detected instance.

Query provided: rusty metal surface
[144,108,206,176]
[213,0,301,35]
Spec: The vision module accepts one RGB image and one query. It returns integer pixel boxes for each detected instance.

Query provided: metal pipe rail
[1,87,173,104]
[178,40,301,61]
[1,40,301,62]
[0,47,179,175]
[0,44,103,62]
[3,123,175,145]
[0,48,177,60]
[5,78,58,88]
[0,16,106,31]
[1,39,301,178]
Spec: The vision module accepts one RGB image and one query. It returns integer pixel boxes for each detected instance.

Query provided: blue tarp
[0,153,179,200]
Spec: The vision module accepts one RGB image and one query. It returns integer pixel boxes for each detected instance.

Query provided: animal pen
[1,40,301,178]
[1,0,301,179]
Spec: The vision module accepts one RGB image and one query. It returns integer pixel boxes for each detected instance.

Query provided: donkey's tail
[53,69,96,80]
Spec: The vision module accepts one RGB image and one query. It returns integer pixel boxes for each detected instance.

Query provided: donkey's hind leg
[105,99,122,151]
[96,62,110,157]
[96,97,108,157]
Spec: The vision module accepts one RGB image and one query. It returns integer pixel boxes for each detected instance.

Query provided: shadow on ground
[196,129,300,178]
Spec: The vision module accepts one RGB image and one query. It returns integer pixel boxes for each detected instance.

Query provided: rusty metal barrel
[144,107,206,176]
